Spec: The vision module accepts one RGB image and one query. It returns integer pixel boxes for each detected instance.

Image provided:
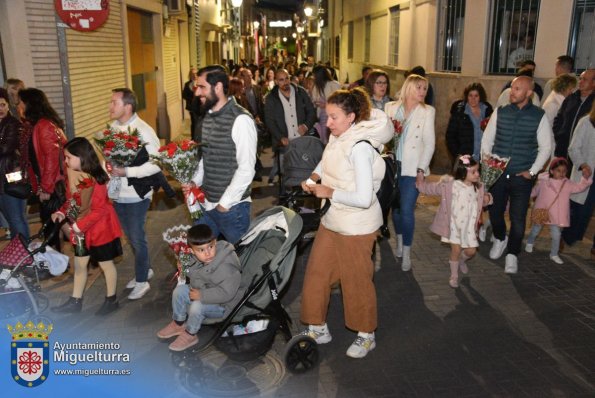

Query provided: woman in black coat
[445,83,493,161]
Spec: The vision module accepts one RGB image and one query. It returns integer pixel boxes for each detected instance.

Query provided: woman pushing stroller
[299,87,392,358]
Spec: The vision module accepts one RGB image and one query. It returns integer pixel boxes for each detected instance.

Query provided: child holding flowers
[51,138,123,315]
[417,155,492,288]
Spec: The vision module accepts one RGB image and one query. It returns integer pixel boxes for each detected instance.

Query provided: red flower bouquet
[152,139,205,219]
[94,125,145,167]
[162,225,194,285]
[64,177,95,256]
[480,152,510,190]
[391,118,404,151]
[94,125,146,199]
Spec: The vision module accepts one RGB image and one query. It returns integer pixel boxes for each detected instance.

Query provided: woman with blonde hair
[299,87,393,359]
[384,75,436,270]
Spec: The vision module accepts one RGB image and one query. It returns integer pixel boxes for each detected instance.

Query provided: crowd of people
[1,54,593,358]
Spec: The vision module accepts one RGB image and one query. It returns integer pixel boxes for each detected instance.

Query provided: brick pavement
[3,149,595,397]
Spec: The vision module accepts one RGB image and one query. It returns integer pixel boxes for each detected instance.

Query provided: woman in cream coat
[384,74,436,271]
[299,88,393,359]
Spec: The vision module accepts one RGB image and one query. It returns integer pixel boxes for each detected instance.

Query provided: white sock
[358,331,374,339]
[311,323,328,333]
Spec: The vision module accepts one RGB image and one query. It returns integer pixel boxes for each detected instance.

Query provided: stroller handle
[30,219,68,256]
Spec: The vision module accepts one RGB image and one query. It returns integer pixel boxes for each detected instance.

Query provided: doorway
[127,8,158,131]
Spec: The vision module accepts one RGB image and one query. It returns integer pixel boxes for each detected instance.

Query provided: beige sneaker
[346,333,376,358]
[168,331,199,351]
[157,321,186,339]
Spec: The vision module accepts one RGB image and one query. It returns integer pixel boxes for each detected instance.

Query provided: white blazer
[384,100,436,177]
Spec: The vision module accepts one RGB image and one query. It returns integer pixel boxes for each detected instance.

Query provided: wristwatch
[529,170,536,178]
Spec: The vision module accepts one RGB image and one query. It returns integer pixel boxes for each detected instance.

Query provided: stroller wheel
[283,335,319,373]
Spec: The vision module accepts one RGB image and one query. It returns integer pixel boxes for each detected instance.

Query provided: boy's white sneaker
[550,255,564,264]
[300,324,332,344]
[346,333,376,359]
[525,243,534,253]
[489,237,508,260]
[504,254,518,274]
[126,269,154,289]
[128,282,150,300]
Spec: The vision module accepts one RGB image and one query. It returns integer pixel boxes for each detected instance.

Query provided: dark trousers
[562,183,595,246]
[489,174,533,256]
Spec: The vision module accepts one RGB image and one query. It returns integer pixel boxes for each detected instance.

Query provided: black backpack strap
[354,139,380,154]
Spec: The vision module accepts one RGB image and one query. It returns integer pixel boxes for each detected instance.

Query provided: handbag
[4,170,32,199]
[4,180,32,199]
[531,180,566,225]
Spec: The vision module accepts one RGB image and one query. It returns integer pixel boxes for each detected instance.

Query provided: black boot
[52,297,83,313]
[95,295,119,316]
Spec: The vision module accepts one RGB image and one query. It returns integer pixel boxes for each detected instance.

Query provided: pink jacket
[531,173,592,227]
[417,176,491,239]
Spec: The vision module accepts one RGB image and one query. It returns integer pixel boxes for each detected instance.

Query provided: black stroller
[0,221,67,318]
[175,206,319,373]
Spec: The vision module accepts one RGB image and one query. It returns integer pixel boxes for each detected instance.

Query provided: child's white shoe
[550,255,564,264]
[525,243,534,253]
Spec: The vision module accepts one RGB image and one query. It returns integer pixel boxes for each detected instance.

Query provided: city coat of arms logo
[7,321,53,387]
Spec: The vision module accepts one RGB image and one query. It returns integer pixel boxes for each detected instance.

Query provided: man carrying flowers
[481,76,552,274]
[107,88,166,300]
[183,65,257,245]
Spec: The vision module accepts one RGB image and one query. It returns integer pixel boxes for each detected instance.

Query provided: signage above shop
[55,0,109,32]
[269,20,292,28]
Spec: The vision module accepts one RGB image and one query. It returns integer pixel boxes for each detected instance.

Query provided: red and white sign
[55,0,109,32]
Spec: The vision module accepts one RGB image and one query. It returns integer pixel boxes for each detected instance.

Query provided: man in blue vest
[481,76,552,274]
[185,65,257,244]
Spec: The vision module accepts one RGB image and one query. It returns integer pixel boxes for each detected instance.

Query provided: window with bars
[389,6,400,66]
[569,0,595,72]
[348,21,354,60]
[364,16,371,63]
[436,0,465,72]
[487,0,541,74]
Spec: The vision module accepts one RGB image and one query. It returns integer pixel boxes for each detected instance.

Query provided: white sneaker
[550,255,564,264]
[300,324,332,344]
[128,282,150,300]
[525,243,534,253]
[125,269,154,289]
[478,225,487,242]
[401,246,411,271]
[504,254,518,274]
[346,333,376,358]
[395,234,403,258]
[489,237,508,260]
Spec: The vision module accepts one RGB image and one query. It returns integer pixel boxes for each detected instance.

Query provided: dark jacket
[553,91,594,158]
[126,147,175,198]
[0,114,22,194]
[264,84,317,149]
[445,100,493,157]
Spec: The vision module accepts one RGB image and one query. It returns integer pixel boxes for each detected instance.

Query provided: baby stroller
[0,221,68,318]
[282,135,324,190]
[175,206,319,373]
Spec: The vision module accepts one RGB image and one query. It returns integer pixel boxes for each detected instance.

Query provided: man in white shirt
[109,88,162,300]
[186,65,257,244]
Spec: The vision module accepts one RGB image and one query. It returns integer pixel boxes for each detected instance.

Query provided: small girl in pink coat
[525,157,592,264]
[417,155,492,288]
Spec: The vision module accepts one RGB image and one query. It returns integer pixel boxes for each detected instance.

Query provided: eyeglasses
[375,81,388,85]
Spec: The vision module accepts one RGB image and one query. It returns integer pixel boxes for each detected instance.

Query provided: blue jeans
[489,174,533,256]
[527,224,562,257]
[114,199,151,282]
[392,175,419,246]
[194,201,251,245]
[172,284,226,334]
[562,183,594,246]
[0,194,29,240]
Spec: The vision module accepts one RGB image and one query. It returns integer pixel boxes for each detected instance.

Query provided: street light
[304,6,313,18]
[253,20,260,29]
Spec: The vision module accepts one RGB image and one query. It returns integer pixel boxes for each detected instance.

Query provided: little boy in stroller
[157,224,245,351]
